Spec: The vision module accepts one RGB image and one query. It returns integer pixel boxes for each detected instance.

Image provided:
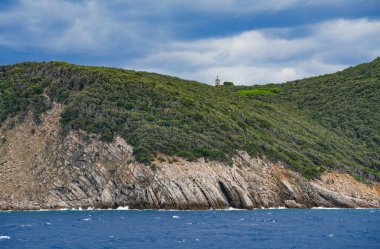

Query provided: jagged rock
[100,181,115,208]
[284,200,306,208]
[0,104,379,210]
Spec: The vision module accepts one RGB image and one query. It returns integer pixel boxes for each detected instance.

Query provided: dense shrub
[0,58,379,180]
[223,81,234,86]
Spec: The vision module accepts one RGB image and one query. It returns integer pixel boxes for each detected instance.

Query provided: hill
[0,58,379,181]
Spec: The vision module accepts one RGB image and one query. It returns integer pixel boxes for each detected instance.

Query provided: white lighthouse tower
[215,75,221,86]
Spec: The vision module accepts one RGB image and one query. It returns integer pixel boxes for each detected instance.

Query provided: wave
[116,206,130,210]
[312,207,343,209]
[1,206,379,212]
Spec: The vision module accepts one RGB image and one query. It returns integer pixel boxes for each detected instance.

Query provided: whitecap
[227,207,244,211]
[20,224,32,227]
[172,215,180,219]
[82,218,92,221]
[116,206,129,210]
[0,236,10,240]
[312,207,341,210]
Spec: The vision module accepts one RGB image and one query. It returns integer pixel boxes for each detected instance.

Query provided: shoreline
[1,206,379,212]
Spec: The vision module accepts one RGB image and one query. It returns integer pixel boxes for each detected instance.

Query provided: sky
[0,0,380,85]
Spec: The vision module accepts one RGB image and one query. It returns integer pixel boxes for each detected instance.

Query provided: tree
[223,81,234,86]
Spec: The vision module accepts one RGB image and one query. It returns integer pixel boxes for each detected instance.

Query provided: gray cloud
[0,1,379,85]
[0,0,357,52]
[0,0,164,52]
[104,0,349,14]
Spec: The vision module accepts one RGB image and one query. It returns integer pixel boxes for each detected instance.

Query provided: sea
[0,208,379,249]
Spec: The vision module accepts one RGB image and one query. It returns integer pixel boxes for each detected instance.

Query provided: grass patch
[237,87,283,96]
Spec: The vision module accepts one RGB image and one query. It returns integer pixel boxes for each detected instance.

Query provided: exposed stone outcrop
[0,104,379,210]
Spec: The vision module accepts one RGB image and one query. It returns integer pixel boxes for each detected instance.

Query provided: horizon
[0,0,380,85]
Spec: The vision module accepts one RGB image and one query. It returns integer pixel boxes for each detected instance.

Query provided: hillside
[0,59,379,181]
[234,58,380,179]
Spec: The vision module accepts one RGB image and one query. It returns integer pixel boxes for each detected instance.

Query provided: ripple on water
[0,209,378,249]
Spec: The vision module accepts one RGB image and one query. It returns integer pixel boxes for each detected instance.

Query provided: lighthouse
[215,75,221,86]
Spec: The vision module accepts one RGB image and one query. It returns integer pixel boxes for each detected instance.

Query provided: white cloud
[132,19,380,84]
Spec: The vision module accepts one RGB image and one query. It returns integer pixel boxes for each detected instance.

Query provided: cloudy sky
[0,0,380,85]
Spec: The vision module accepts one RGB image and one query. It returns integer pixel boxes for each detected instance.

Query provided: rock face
[0,104,379,210]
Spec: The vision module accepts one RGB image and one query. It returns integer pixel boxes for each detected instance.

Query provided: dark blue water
[0,209,379,249]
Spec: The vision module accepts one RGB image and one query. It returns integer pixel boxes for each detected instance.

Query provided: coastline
[1,206,380,212]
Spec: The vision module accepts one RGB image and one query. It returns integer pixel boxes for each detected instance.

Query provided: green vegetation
[237,87,283,95]
[223,81,234,86]
[276,60,380,179]
[0,58,379,180]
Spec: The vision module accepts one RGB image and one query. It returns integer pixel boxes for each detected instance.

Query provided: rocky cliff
[0,104,379,210]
